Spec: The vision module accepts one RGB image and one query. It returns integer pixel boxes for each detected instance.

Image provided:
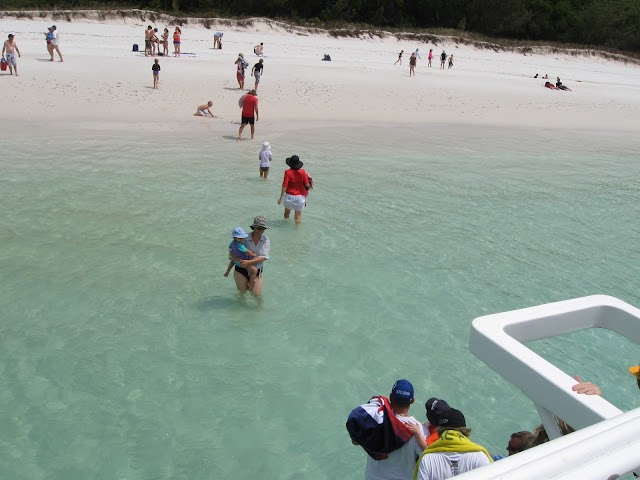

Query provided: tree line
[5,0,640,52]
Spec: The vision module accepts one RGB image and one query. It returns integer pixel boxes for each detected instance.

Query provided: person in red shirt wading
[277,155,312,224]
[237,89,259,141]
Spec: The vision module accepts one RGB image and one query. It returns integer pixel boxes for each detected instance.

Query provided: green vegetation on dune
[2,0,640,53]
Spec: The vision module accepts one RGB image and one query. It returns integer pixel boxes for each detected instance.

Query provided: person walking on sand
[235,53,247,90]
[151,58,160,89]
[44,27,54,60]
[254,42,264,56]
[173,27,181,57]
[237,89,258,140]
[409,52,417,77]
[251,59,264,91]
[394,49,404,65]
[259,142,272,180]
[428,48,433,67]
[414,48,421,60]
[194,101,214,117]
[144,25,153,56]
[2,34,21,76]
[49,25,63,62]
[440,50,446,69]
[448,54,454,69]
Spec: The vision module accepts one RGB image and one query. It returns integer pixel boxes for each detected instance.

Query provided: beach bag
[0,58,7,71]
[132,43,139,52]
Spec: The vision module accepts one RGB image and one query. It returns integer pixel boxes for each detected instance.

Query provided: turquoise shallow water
[1,124,640,479]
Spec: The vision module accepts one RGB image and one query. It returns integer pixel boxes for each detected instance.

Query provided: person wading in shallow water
[233,216,270,305]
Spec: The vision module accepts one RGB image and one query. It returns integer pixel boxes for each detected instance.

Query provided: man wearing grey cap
[49,25,63,62]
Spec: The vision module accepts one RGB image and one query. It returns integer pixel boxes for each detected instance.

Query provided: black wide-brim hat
[285,155,303,170]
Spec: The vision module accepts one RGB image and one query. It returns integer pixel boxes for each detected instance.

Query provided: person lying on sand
[194,101,214,117]
[556,77,572,91]
[544,81,558,90]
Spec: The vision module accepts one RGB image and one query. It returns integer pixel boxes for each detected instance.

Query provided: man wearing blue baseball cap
[351,379,428,480]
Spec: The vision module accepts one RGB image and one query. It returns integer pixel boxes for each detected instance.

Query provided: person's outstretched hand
[572,375,602,396]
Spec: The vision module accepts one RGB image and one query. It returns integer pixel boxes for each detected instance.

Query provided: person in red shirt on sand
[237,89,258,140]
[277,155,313,224]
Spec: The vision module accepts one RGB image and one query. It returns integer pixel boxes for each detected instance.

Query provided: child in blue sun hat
[224,227,258,288]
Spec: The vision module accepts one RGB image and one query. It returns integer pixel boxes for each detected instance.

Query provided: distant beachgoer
[544,81,557,90]
[278,155,312,224]
[152,58,160,89]
[409,53,417,77]
[414,48,421,60]
[235,53,247,90]
[428,48,433,67]
[556,77,571,91]
[543,74,549,79]
[224,227,259,290]
[2,34,21,76]
[237,89,258,140]
[233,216,270,301]
[440,50,446,69]
[448,54,454,69]
[49,25,63,62]
[214,31,223,49]
[44,27,54,60]
[144,25,153,57]
[150,28,160,55]
[162,28,169,56]
[254,42,264,56]
[534,73,539,78]
[251,59,264,91]
[259,142,272,180]
[194,101,214,117]
[394,49,404,65]
[173,27,181,57]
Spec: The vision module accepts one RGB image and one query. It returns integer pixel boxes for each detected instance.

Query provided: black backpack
[132,44,139,52]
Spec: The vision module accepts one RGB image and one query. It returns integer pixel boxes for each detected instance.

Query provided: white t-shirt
[259,150,272,168]
[51,31,59,46]
[364,415,426,480]
[415,451,490,480]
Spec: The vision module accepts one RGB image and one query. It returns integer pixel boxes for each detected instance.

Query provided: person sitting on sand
[194,101,214,117]
[543,74,549,79]
[556,77,571,91]
[254,42,264,56]
[224,227,259,289]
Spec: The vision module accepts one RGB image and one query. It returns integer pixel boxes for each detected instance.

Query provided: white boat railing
[464,294,640,479]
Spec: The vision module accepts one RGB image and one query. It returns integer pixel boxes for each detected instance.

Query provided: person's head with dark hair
[507,431,534,455]
[531,418,575,447]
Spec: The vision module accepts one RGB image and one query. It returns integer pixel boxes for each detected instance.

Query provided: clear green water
[1,125,640,479]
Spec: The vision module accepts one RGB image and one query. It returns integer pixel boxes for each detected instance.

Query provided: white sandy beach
[2,11,640,137]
